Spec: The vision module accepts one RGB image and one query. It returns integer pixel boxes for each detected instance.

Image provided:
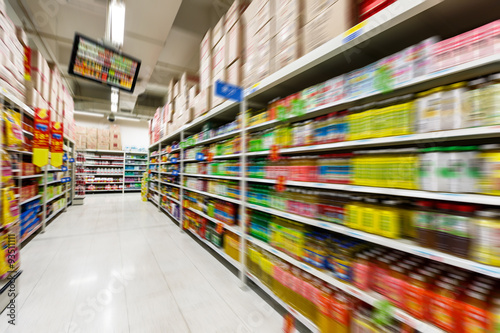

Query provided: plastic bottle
[360,197,378,234]
[483,73,500,125]
[478,144,500,195]
[435,202,454,253]
[473,210,500,266]
[450,204,475,258]
[465,78,488,127]
[462,289,490,332]
[378,200,401,239]
[414,201,436,248]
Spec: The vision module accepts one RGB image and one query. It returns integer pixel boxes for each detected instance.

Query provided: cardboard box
[212,70,226,108]
[255,0,274,33]
[225,0,250,31]
[275,20,301,51]
[227,60,242,86]
[168,78,177,102]
[76,126,87,135]
[303,0,356,54]
[200,55,212,90]
[188,85,199,108]
[110,140,122,151]
[276,0,302,32]
[98,129,110,142]
[212,37,226,76]
[97,142,109,150]
[275,42,301,69]
[212,15,226,48]
[180,72,199,91]
[303,0,346,25]
[195,88,211,117]
[227,21,242,66]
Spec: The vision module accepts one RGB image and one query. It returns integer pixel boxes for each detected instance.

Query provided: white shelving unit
[146,0,500,331]
[76,149,147,194]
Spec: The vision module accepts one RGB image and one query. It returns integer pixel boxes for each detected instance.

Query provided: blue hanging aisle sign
[215,80,243,102]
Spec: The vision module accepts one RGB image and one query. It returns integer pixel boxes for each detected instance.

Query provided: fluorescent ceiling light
[74,111,105,118]
[115,116,140,122]
[109,0,125,47]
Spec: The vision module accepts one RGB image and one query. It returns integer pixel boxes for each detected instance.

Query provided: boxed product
[212,36,226,76]
[200,30,212,90]
[302,0,357,54]
[275,43,301,70]
[227,60,242,86]
[226,0,250,29]
[195,88,211,117]
[276,0,302,32]
[275,20,302,56]
[212,15,225,48]
[180,72,199,92]
[226,21,242,66]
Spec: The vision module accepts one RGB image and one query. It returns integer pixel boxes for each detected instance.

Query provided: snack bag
[3,110,24,149]
[2,187,19,226]
[1,152,13,186]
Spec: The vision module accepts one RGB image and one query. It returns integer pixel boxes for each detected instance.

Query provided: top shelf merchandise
[148,1,500,332]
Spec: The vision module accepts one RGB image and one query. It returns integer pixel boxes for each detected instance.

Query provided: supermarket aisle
[0,194,283,333]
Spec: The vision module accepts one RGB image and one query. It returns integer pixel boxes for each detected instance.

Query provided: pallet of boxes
[76,126,87,150]
[86,128,98,150]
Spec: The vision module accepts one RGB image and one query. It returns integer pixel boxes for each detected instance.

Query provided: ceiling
[7,0,231,118]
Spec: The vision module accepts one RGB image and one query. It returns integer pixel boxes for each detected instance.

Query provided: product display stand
[146,0,500,331]
[77,149,147,193]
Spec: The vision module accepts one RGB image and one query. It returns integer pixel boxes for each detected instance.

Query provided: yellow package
[1,153,14,186]
[3,110,24,149]
[2,187,19,226]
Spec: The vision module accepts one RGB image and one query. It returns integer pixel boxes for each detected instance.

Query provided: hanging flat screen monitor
[68,33,141,93]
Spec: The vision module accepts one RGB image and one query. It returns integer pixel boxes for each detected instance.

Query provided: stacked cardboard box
[0,12,26,102]
[109,125,122,151]
[242,0,276,88]
[97,129,110,150]
[274,0,303,70]
[302,0,357,54]
[199,30,212,114]
[225,0,248,86]
[76,126,87,150]
[87,128,98,150]
[211,15,227,108]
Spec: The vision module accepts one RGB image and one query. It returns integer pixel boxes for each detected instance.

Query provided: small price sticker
[216,223,224,234]
[207,152,214,162]
[275,175,286,192]
[270,145,280,162]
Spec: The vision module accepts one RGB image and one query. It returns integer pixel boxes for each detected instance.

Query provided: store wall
[75,114,149,149]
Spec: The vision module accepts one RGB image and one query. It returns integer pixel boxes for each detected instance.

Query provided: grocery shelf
[125,163,147,166]
[160,194,179,204]
[246,236,444,333]
[160,206,180,223]
[212,154,241,160]
[188,129,242,147]
[84,164,124,167]
[5,149,33,155]
[19,195,42,206]
[187,207,242,236]
[85,182,123,185]
[45,179,63,185]
[183,187,241,205]
[185,227,241,271]
[158,181,180,187]
[47,169,64,172]
[246,273,319,333]
[124,181,142,184]
[86,189,123,192]
[23,129,33,137]
[247,203,500,278]
[14,174,43,179]
[84,157,124,161]
[46,206,65,223]
[124,188,141,191]
[21,222,43,243]
[125,158,147,161]
[246,178,500,205]
[149,188,159,195]
[86,173,123,176]
[247,125,500,156]
[45,189,69,203]
[183,174,241,181]
[84,149,125,154]
[1,88,35,118]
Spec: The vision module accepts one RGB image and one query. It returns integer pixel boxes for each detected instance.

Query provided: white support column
[158,143,162,212]
[122,151,126,194]
[179,131,185,232]
[239,97,248,287]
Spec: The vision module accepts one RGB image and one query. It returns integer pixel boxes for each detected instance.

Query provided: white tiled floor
[0,193,284,333]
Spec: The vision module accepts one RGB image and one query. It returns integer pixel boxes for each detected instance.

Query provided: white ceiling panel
[158,27,201,71]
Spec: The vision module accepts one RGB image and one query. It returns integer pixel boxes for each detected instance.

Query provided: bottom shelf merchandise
[160,201,180,221]
[87,184,123,191]
[46,199,66,219]
[183,210,241,263]
[20,199,42,240]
